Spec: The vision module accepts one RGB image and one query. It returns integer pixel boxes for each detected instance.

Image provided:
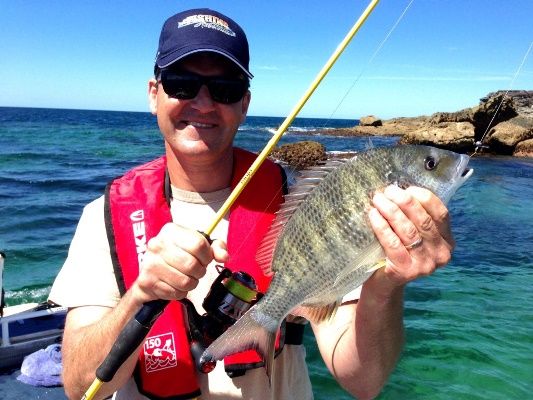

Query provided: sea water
[0,107,532,399]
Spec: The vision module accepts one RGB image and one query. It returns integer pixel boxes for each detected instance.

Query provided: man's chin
[167,140,230,159]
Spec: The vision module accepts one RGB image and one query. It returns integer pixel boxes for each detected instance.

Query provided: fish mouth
[461,167,474,179]
[441,155,473,205]
[458,155,474,183]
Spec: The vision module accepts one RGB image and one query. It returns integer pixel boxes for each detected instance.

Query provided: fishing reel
[181,267,262,373]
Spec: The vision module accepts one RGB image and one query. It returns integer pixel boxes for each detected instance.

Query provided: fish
[200,145,473,382]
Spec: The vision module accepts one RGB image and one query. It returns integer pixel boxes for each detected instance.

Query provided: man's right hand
[63,224,229,399]
[131,223,229,305]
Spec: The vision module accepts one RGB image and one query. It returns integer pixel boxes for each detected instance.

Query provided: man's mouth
[185,121,217,129]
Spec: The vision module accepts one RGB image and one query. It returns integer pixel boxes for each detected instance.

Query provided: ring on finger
[405,237,423,250]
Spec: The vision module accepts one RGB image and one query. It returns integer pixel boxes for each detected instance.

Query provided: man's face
[149,53,251,163]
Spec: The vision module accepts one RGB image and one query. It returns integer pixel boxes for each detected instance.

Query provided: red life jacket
[105,148,286,399]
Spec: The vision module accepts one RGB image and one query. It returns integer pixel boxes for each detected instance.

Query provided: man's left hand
[368,185,454,292]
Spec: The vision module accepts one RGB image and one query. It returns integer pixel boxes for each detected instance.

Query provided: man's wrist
[127,283,152,312]
[361,268,405,308]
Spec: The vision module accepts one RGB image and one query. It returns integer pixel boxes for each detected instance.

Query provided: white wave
[288,126,317,132]
[5,286,52,303]
[328,150,358,157]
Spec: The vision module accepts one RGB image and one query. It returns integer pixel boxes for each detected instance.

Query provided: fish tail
[200,306,279,384]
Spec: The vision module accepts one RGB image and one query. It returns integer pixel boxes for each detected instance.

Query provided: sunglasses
[160,70,249,104]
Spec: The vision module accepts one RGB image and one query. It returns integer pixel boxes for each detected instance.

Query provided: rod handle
[95,299,169,382]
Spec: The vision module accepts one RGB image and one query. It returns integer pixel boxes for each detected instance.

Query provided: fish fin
[256,159,350,275]
[255,223,283,276]
[295,259,384,325]
[366,259,387,272]
[332,241,385,289]
[200,307,279,384]
[264,333,276,386]
[292,300,341,324]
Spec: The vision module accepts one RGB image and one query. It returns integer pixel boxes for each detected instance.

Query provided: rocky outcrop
[270,141,327,170]
[398,92,530,153]
[486,116,533,155]
[400,122,475,153]
[359,115,382,127]
[319,117,427,137]
[513,138,533,157]
[312,90,532,157]
[270,97,532,168]
[482,90,533,114]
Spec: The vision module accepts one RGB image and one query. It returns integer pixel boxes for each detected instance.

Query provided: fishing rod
[81,1,381,398]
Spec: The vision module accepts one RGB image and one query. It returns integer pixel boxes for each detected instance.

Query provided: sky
[1,0,532,119]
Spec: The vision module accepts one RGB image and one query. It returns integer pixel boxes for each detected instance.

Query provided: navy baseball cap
[155,9,253,79]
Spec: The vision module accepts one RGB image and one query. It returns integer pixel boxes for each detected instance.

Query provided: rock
[482,90,533,109]
[320,125,395,136]
[319,116,426,137]
[483,90,533,119]
[359,115,382,127]
[513,138,533,157]
[380,117,428,134]
[291,90,533,157]
[471,93,518,140]
[429,109,472,125]
[396,92,525,153]
[270,141,327,170]
[399,122,475,153]
[486,116,533,155]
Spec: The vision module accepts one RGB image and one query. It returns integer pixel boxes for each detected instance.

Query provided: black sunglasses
[160,70,249,104]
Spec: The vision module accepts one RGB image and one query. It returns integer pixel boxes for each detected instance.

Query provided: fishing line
[321,0,415,129]
[472,41,533,156]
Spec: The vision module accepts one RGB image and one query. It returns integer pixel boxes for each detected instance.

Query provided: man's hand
[131,223,229,305]
[368,185,454,292]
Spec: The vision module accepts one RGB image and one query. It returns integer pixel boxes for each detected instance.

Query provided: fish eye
[424,156,438,170]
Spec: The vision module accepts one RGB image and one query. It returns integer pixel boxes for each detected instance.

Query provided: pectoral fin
[332,241,386,289]
[365,259,387,272]
[292,300,342,324]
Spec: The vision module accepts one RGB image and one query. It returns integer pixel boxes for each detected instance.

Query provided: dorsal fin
[255,158,350,276]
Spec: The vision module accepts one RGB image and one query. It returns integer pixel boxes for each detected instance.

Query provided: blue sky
[1,0,532,119]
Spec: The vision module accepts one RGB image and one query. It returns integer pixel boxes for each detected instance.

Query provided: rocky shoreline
[310,90,533,157]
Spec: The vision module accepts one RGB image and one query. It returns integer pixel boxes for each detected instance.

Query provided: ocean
[0,106,532,399]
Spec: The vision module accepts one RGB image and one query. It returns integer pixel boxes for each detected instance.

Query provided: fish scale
[201,145,473,384]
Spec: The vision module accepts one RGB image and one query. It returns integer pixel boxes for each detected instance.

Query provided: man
[49,8,454,400]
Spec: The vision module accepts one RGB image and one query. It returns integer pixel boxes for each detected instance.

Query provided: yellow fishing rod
[81,1,380,399]
[204,0,380,235]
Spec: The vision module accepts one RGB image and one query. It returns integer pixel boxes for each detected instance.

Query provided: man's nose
[191,84,216,111]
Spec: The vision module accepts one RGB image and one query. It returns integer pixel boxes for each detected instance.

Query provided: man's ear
[148,79,158,115]
[240,90,251,123]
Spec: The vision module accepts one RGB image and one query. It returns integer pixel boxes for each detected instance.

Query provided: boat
[0,252,67,372]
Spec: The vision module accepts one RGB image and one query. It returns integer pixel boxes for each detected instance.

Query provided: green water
[308,156,533,399]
